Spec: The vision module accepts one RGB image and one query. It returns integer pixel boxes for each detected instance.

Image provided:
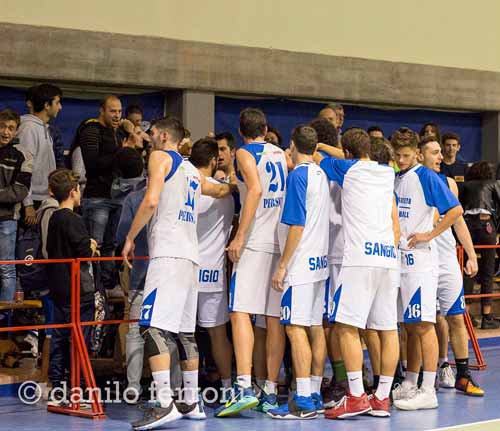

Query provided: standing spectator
[441,132,468,184]
[461,162,500,329]
[318,106,338,128]
[0,109,32,301]
[125,104,144,127]
[367,126,384,139]
[77,95,126,291]
[17,84,62,225]
[332,103,345,132]
[419,122,442,144]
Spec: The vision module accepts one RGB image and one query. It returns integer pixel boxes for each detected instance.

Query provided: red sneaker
[324,393,371,419]
[366,394,390,417]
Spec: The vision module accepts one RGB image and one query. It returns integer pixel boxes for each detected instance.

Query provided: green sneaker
[254,392,278,413]
[215,384,259,417]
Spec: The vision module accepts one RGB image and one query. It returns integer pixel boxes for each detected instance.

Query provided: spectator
[46,169,98,404]
[318,105,337,127]
[0,109,32,301]
[331,103,345,132]
[76,95,127,291]
[265,126,283,148]
[368,126,384,139]
[461,162,500,329]
[125,104,143,127]
[441,132,468,184]
[178,128,192,157]
[17,84,62,225]
[419,122,441,144]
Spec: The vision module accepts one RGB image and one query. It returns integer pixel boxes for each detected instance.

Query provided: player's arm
[315,143,344,159]
[200,174,237,198]
[227,149,262,263]
[446,177,478,276]
[122,151,172,267]
[392,196,401,248]
[272,226,304,291]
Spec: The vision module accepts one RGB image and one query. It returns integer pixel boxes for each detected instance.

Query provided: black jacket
[461,179,500,228]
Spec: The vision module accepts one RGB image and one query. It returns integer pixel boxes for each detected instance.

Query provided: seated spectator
[46,169,98,404]
[441,132,468,184]
[367,126,384,139]
[0,109,32,302]
[419,122,441,143]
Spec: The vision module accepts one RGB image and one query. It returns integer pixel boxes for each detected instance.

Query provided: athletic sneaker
[131,400,182,430]
[215,384,259,417]
[312,392,324,414]
[324,392,371,419]
[176,397,207,420]
[455,376,485,397]
[267,393,317,420]
[254,391,278,413]
[391,381,417,401]
[366,394,390,417]
[438,362,456,388]
[323,380,347,408]
[393,386,438,411]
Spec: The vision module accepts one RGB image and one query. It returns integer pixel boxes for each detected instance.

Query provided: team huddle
[122,109,483,430]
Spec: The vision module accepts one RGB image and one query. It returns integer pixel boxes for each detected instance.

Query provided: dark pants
[464,217,497,310]
[48,301,94,386]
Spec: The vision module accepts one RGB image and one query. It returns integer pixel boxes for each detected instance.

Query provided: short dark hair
[239,108,267,139]
[151,116,185,144]
[189,138,219,168]
[367,126,383,134]
[341,128,371,158]
[215,131,236,149]
[48,169,80,202]
[419,122,441,143]
[465,161,493,181]
[442,131,461,145]
[309,118,339,147]
[266,125,283,147]
[125,104,144,117]
[183,128,191,139]
[370,137,394,164]
[418,135,440,151]
[30,84,62,113]
[391,127,419,150]
[291,125,318,155]
[0,109,21,128]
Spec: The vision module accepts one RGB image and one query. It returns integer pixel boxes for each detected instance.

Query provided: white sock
[182,370,199,404]
[296,377,311,397]
[152,370,172,407]
[375,375,393,400]
[402,360,408,369]
[256,378,266,389]
[221,378,232,389]
[405,371,419,387]
[264,380,277,395]
[439,357,448,367]
[346,371,364,397]
[422,371,436,389]
[311,375,322,395]
[237,374,252,389]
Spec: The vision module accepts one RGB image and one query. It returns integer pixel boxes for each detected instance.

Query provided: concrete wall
[3,0,500,72]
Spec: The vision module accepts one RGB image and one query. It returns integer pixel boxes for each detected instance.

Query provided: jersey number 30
[266,161,285,192]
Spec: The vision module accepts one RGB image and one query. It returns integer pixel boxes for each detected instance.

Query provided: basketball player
[319,128,400,419]
[417,136,483,396]
[267,126,329,420]
[122,117,235,430]
[216,108,288,416]
[391,127,463,411]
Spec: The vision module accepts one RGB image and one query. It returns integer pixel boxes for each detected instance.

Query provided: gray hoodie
[16,114,56,206]
[36,197,59,259]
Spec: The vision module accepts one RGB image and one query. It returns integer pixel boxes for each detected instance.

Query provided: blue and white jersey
[197,177,235,292]
[320,158,398,269]
[148,151,201,264]
[236,142,287,253]
[394,164,459,252]
[279,162,330,285]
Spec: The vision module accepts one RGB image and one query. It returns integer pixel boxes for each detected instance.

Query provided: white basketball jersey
[320,158,398,269]
[197,177,235,292]
[236,142,287,253]
[394,164,459,252]
[279,162,330,285]
[148,151,201,264]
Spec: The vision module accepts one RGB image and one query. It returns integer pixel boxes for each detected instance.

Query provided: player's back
[148,150,201,264]
[236,142,287,253]
[320,158,397,269]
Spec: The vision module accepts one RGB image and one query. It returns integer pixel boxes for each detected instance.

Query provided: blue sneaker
[215,384,259,417]
[267,393,317,420]
[254,391,278,413]
[312,392,324,414]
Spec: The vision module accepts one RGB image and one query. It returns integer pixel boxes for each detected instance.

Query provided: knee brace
[175,332,199,361]
[141,327,177,358]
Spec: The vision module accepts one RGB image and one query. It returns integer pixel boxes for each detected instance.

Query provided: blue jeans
[82,198,121,290]
[0,220,17,301]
